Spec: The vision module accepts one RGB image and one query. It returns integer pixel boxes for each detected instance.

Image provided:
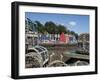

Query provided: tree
[69,31,78,40]
[44,21,57,34]
[34,21,45,34]
[57,25,67,34]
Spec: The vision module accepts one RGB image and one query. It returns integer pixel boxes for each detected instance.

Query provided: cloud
[61,23,65,26]
[69,21,77,26]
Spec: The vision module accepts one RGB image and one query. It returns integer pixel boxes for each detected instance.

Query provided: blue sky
[25,12,89,34]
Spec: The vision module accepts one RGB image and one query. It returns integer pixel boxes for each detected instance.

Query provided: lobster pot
[25,46,49,68]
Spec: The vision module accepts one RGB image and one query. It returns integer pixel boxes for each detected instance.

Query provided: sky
[25,12,89,34]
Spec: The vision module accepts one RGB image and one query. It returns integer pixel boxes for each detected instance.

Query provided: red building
[59,32,66,43]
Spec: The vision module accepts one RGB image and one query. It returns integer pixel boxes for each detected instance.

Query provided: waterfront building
[78,33,89,51]
[59,32,66,43]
